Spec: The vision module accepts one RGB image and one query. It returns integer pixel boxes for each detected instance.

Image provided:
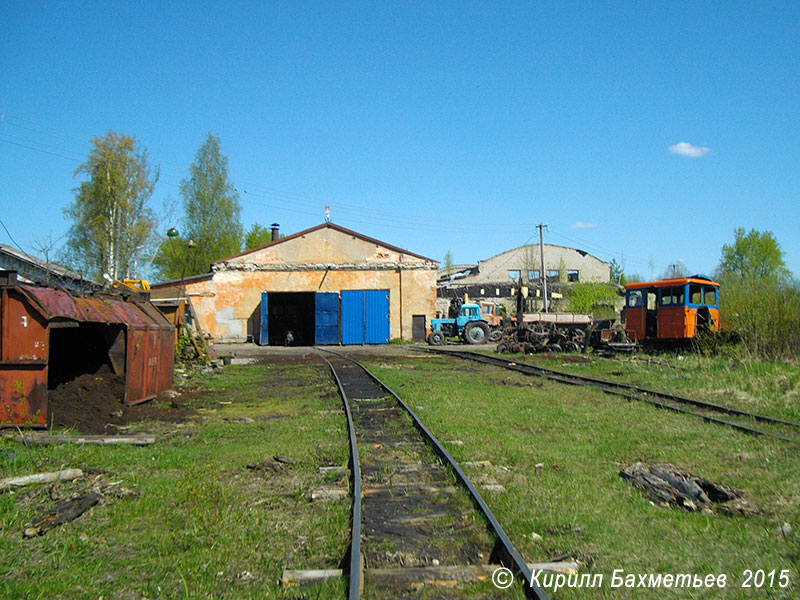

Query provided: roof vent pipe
[270,223,280,241]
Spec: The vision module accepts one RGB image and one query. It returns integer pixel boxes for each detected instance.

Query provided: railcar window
[704,287,717,306]
[627,290,644,308]
[659,286,685,306]
[647,292,657,310]
[690,284,702,305]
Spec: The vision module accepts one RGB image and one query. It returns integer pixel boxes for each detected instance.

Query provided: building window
[547,269,559,280]
[508,269,521,280]
[568,269,579,282]
[528,269,540,280]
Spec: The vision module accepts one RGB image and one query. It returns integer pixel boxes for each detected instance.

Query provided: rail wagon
[623,275,720,343]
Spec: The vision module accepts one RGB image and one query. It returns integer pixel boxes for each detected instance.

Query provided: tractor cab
[428,303,501,345]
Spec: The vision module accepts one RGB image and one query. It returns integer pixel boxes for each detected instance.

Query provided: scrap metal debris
[620,463,759,515]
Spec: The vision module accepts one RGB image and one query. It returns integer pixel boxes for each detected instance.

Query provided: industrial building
[438,243,610,314]
[0,243,100,293]
[150,223,439,345]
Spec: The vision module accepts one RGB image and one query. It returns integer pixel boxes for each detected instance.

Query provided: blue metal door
[341,290,389,345]
[341,290,364,345]
[258,292,269,345]
[364,290,389,344]
[314,292,339,345]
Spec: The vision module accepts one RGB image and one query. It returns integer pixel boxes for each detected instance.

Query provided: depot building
[150,222,438,345]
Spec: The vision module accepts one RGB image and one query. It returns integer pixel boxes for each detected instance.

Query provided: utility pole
[537,223,548,312]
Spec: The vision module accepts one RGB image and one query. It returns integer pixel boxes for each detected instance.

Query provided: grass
[510,350,800,424]
[366,353,800,599]
[0,360,349,599]
[2,349,797,598]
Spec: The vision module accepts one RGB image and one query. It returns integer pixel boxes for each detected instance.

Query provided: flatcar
[623,275,720,343]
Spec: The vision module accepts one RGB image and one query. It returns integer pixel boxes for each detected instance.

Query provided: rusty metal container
[0,272,174,427]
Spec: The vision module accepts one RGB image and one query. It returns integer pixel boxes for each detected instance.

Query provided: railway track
[316,349,554,600]
[427,349,800,444]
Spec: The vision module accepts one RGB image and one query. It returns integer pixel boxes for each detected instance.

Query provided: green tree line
[64,131,279,283]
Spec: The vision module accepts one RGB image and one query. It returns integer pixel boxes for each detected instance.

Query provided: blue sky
[2,1,799,279]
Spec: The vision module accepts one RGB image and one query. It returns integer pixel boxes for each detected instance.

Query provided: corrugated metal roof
[18,285,171,331]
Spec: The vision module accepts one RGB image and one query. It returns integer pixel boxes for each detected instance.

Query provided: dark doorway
[267,292,315,346]
[412,315,426,342]
[48,323,125,388]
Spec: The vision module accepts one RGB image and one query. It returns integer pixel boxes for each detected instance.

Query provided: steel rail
[427,349,800,444]
[318,348,549,600]
[318,352,362,600]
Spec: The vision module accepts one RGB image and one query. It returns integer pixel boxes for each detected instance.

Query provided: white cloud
[669,142,710,158]
[571,222,597,229]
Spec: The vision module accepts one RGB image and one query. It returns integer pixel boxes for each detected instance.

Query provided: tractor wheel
[464,321,490,344]
[427,331,446,346]
[488,329,503,343]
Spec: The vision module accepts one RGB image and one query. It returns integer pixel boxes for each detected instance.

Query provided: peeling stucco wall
[180,225,437,342]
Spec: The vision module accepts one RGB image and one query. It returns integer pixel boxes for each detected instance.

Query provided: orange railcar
[623,276,719,343]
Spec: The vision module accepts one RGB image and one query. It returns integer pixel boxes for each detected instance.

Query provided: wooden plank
[480,483,507,493]
[367,562,580,587]
[283,561,579,589]
[361,484,456,497]
[0,469,83,493]
[282,569,342,587]
[23,492,102,538]
[15,434,155,446]
[318,466,348,475]
[311,487,348,502]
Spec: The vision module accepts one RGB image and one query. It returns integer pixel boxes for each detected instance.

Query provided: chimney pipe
[270,223,279,241]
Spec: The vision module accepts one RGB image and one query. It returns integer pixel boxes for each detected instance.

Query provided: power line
[0,217,32,255]
[1,112,542,236]
[0,136,82,163]
[547,227,651,270]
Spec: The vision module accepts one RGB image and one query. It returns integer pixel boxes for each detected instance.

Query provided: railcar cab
[623,275,720,342]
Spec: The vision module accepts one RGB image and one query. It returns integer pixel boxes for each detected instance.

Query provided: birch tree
[64,132,158,281]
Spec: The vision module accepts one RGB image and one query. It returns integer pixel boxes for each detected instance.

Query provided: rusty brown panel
[124,327,145,405]
[144,329,159,399]
[160,329,174,393]
[3,291,49,362]
[0,364,47,427]
[123,324,173,405]
[106,328,126,376]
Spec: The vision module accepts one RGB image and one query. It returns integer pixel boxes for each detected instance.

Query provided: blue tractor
[427,303,501,345]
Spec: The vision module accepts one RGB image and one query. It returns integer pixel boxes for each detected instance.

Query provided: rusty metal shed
[0,271,174,428]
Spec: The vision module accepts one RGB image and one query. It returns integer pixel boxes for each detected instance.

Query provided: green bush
[720,276,800,361]
[567,282,618,319]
